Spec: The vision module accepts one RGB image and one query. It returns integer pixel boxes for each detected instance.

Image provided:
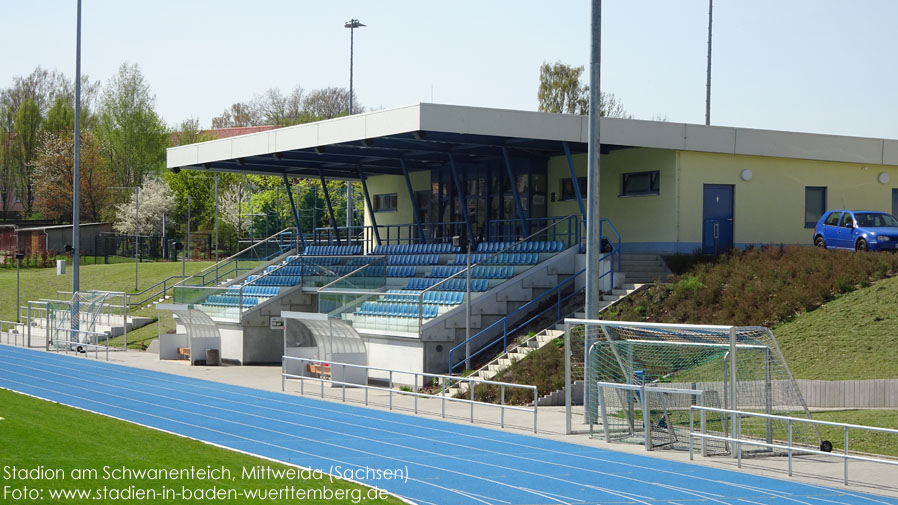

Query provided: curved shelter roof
[167,103,898,181]
[281,311,367,363]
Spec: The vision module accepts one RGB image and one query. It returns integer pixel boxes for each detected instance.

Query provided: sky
[2,0,897,139]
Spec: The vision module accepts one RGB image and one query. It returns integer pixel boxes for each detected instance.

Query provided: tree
[219,179,249,237]
[0,67,69,129]
[10,98,42,216]
[210,102,262,129]
[170,117,215,147]
[33,131,111,223]
[0,118,15,217]
[96,63,167,187]
[302,87,361,120]
[113,175,175,236]
[537,61,631,118]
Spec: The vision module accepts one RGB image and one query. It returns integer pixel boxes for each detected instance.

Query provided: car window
[856,212,898,228]
[824,212,842,226]
[840,213,854,228]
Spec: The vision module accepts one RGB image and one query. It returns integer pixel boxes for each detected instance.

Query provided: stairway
[446,282,645,397]
[618,253,671,284]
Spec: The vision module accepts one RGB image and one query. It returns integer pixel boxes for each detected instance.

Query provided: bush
[608,245,898,327]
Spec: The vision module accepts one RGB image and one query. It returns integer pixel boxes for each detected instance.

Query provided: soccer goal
[563,319,820,454]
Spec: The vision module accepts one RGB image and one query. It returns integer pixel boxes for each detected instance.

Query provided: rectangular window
[804,186,826,228]
[621,171,660,196]
[373,193,398,212]
[560,177,587,200]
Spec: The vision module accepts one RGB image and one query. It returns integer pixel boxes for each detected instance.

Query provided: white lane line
[0,365,605,505]
[0,357,675,503]
[0,376,505,505]
[1,349,886,504]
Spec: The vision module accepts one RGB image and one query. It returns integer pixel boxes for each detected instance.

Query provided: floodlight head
[344,19,365,29]
[174,242,184,251]
[15,252,25,260]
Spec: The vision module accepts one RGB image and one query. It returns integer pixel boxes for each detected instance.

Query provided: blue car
[814,210,898,251]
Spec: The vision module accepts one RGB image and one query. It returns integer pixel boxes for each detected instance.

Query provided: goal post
[564,319,820,454]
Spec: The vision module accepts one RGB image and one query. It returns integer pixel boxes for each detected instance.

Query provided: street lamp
[344,18,365,239]
[111,186,139,291]
[15,252,25,323]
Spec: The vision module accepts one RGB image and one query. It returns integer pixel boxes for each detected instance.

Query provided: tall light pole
[345,18,365,241]
[585,0,602,320]
[706,0,713,125]
[72,0,82,333]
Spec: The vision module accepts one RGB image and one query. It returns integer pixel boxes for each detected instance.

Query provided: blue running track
[0,345,894,505]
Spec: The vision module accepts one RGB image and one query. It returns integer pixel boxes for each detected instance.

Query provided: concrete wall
[677,151,898,248]
[362,170,430,244]
[547,148,680,251]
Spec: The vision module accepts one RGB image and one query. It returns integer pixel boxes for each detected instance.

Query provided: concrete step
[621,264,669,273]
[620,253,661,261]
[620,259,665,268]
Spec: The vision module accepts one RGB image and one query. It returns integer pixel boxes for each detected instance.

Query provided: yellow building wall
[677,151,898,246]
[362,171,430,242]
[547,148,678,245]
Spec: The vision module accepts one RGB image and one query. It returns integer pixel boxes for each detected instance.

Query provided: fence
[282,356,538,432]
[689,405,898,486]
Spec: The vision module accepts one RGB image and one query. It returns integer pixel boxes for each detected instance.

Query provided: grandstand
[162,225,593,376]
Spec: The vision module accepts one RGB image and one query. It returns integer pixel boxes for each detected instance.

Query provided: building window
[561,177,587,200]
[621,171,660,196]
[374,193,398,212]
[804,186,826,228]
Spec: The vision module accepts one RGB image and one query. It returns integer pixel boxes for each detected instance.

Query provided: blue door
[702,184,734,254]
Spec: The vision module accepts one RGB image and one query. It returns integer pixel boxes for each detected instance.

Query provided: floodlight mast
[344,18,365,238]
[585,0,602,319]
[72,0,82,335]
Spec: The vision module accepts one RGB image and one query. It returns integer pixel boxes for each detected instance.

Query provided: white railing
[48,327,110,361]
[689,405,898,486]
[595,380,706,450]
[0,320,26,347]
[282,356,538,433]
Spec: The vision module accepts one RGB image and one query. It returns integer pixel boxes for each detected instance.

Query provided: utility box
[56,260,66,275]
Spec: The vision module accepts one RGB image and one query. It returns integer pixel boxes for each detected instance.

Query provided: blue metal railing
[449,216,623,374]
[448,269,586,374]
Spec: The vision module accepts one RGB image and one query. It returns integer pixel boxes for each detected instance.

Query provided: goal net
[566,319,820,454]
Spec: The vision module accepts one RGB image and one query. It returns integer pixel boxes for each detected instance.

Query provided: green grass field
[0,261,217,349]
[0,389,402,504]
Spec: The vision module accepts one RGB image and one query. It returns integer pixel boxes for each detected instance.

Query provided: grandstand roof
[167,103,898,180]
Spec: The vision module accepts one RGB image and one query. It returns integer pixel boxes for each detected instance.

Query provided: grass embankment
[0,261,215,349]
[479,246,898,405]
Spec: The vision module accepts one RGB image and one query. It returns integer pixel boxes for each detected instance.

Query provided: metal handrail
[282,355,538,433]
[689,405,898,486]
[127,275,187,307]
[0,320,26,347]
[449,268,586,374]
[174,227,297,289]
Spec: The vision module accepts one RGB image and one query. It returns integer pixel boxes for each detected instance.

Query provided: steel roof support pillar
[357,165,381,247]
[448,154,474,245]
[562,141,585,217]
[282,173,307,249]
[501,147,529,238]
[400,159,427,244]
[318,169,341,245]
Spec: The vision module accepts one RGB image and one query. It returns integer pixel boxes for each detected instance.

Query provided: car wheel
[856,238,868,252]
[814,236,826,248]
